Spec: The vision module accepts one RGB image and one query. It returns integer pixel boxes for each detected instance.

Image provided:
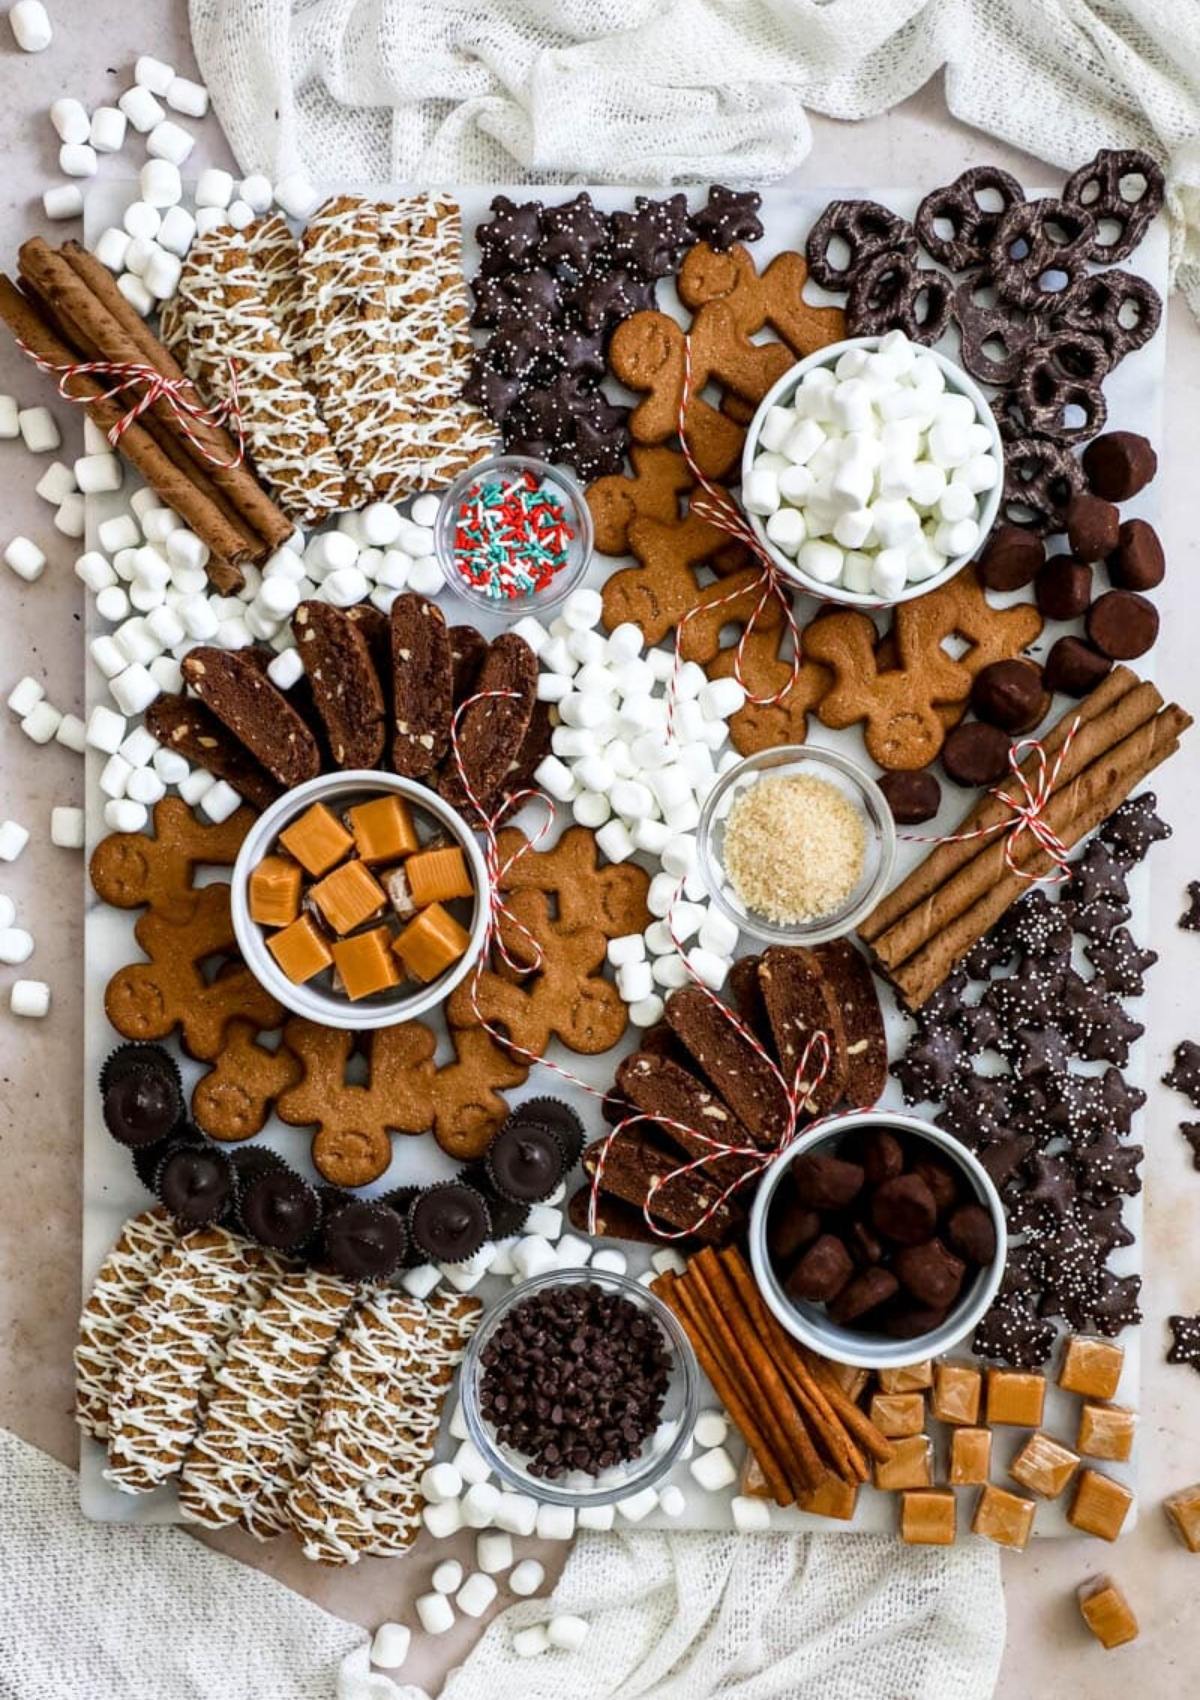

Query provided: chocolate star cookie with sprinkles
[1180,882,1200,932]
[1168,1313,1200,1371]
[1099,790,1171,864]
[690,184,764,252]
[1086,927,1157,997]
[1164,1041,1200,1109]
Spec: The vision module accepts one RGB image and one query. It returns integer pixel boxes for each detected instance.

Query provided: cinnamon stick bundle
[859,669,1192,1009]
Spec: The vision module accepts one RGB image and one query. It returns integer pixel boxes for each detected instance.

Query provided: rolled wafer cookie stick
[891,701,1191,1007]
[859,665,1138,945]
[868,676,1163,971]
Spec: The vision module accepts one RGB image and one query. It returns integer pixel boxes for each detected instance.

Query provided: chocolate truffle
[969,659,1047,732]
[1086,589,1159,660]
[941,722,1011,787]
[786,1234,854,1303]
[1065,492,1120,562]
[486,1124,566,1204]
[1035,555,1093,621]
[1108,518,1164,591]
[505,1096,585,1164]
[239,1165,320,1250]
[977,524,1045,592]
[322,1200,406,1282]
[1082,431,1157,502]
[408,1182,491,1264]
[879,769,942,825]
[155,1143,234,1227]
[828,1267,898,1324]
[1043,635,1112,697]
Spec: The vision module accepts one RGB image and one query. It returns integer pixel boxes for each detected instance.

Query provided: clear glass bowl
[460,1268,699,1507]
[435,453,594,618]
[697,744,896,947]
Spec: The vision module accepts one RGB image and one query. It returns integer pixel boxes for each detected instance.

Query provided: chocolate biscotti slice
[812,937,887,1107]
[663,982,790,1146]
[181,647,321,789]
[438,632,537,816]
[757,945,849,1115]
[292,600,386,769]
[389,592,453,777]
[144,694,283,811]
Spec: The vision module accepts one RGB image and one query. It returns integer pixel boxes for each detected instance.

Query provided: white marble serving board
[79,181,1167,1536]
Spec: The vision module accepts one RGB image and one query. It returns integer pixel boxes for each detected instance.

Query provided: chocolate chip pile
[890,792,1169,1367]
[463,185,763,482]
[478,1281,672,1478]
[807,150,1165,537]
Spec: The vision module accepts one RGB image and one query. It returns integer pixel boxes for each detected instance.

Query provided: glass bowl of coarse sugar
[696,744,896,947]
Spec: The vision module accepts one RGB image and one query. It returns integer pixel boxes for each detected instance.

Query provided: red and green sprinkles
[451,468,575,601]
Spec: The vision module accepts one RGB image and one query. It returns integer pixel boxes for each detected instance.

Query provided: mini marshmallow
[651,1247,687,1277]
[741,467,780,516]
[693,1409,729,1449]
[90,106,127,152]
[415,1593,455,1636]
[577,1502,616,1532]
[237,172,272,213]
[616,1487,659,1523]
[628,992,665,1027]
[85,705,126,753]
[594,818,636,864]
[43,184,84,220]
[126,767,166,806]
[606,932,645,968]
[99,753,134,799]
[146,118,195,166]
[615,958,654,1004]
[177,769,215,807]
[152,745,188,784]
[194,168,234,210]
[5,537,46,583]
[658,1484,687,1518]
[399,1262,441,1300]
[933,516,980,559]
[117,273,154,317]
[21,701,61,744]
[431,1558,464,1594]
[456,1573,498,1618]
[200,780,242,824]
[98,514,140,554]
[562,585,603,629]
[11,979,50,1018]
[274,173,321,220]
[419,1496,462,1540]
[74,453,122,495]
[215,615,253,650]
[370,1624,410,1671]
[0,926,33,961]
[54,495,85,539]
[194,207,229,238]
[59,143,98,179]
[135,55,175,94]
[75,552,116,594]
[165,75,209,118]
[103,798,147,833]
[534,754,577,803]
[452,1437,492,1487]
[50,98,90,143]
[409,492,440,528]
[869,547,908,601]
[18,407,59,452]
[547,1615,590,1652]
[690,1445,737,1492]
[139,158,182,208]
[157,205,196,258]
[509,1558,545,1597]
[492,1492,538,1538]
[420,1461,463,1505]
[513,1627,550,1659]
[0,897,14,930]
[119,84,166,134]
[698,909,739,956]
[149,655,184,695]
[524,1203,563,1240]
[731,1495,772,1532]
[50,806,84,849]
[0,397,16,440]
[698,677,745,721]
[7,676,44,716]
[535,1502,575,1541]
[554,1232,592,1270]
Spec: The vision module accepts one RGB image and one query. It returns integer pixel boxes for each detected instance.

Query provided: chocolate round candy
[155,1143,234,1227]
[827,1266,898,1325]
[892,1238,966,1309]
[910,1155,961,1214]
[1082,431,1157,501]
[1086,589,1160,660]
[769,1201,821,1264]
[103,1064,183,1149]
[502,1095,584,1163]
[485,1123,565,1205]
[1035,555,1092,621]
[941,722,1012,788]
[1065,493,1120,562]
[238,1166,320,1251]
[408,1182,491,1264]
[881,1301,950,1339]
[322,1200,406,1282]
[870,1173,938,1245]
[977,524,1045,592]
[789,1152,865,1211]
[1108,518,1164,591]
[879,769,942,826]
[1043,635,1112,697]
[856,1128,905,1186]
[230,1146,286,1187]
[785,1233,854,1304]
[946,1201,998,1264]
[969,660,1047,733]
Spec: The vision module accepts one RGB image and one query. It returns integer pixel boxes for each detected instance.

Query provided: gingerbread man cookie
[90,797,257,921]
[587,445,693,556]
[192,1020,303,1142]
[492,825,651,937]
[706,630,832,754]
[429,1027,530,1162]
[677,242,846,356]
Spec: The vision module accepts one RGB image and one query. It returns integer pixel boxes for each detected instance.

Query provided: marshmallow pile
[744,330,1000,598]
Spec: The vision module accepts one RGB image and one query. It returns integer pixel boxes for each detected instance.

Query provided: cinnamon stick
[653,1274,795,1506]
[891,701,1191,1007]
[859,666,1138,945]
[798,1347,897,1465]
[0,277,262,571]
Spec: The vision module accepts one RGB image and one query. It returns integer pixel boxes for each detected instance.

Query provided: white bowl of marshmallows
[741,331,1004,606]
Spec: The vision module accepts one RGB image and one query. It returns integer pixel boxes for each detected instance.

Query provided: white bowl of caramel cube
[231,771,489,1030]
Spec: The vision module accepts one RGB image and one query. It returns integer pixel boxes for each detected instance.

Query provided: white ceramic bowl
[748,1110,1007,1371]
[740,334,1005,607]
[230,770,490,1032]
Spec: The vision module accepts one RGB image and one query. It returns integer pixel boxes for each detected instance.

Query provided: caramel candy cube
[870,1391,926,1439]
[971,1483,1036,1550]
[266,913,333,985]
[1078,1575,1138,1649]
[310,859,386,935]
[1068,1469,1134,1542]
[405,845,474,906]
[1059,1335,1124,1402]
[331,925,402,1001]
[901,1489,957,1546]
[948,1426,992,1486]
[347,795,419,864]
[1163,1482,1200,1551]
[393,901,471,983]
[932,1360,982,1426]
[248,853,302,927]
[879,1360,933,1394]
[797,1473,859,1521]
[279,801,353,876]
[826,1362,870,1402]
[986,1367,1046,1427]
[874,1434,933,1492]
[1010,1432,1080,1500]
[1077,1403,1137,1463]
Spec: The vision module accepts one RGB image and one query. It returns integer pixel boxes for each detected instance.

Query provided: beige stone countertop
[1,6,1198,1694]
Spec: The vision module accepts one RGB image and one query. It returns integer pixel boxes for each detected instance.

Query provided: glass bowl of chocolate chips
[462,1268,700,1508]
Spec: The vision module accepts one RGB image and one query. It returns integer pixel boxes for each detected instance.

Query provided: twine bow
[902,714,1083,882]
[17,343,246,469]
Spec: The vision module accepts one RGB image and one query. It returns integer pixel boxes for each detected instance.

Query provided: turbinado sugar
[724,774,865,924]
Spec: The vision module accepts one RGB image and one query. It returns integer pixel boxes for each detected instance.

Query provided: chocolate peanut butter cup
[485,1123,566,1205]
[155,1142,235,1228]
[408,1182,491,1265]
[505,1095,585,1164]
[457,1164,530,1240]
[321,1200,406,1283]
[100,1044,183,1148]
[238,1163,321,1251]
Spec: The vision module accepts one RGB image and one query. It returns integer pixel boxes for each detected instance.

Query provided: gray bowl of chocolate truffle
[749,1111,1007,1370]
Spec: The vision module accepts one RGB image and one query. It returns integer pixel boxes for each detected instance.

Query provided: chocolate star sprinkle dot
[1182,1124,1200,1170]
[1099,790,1171,864]
[1164,1041,1200,1109]
[1069,840,1132,910]
[1075,1129,1144,1199]
[1168,1313,1200,1370]
[1086,927,1158,997]
[1087,1269,1143,1337]
[1008,889,1074,961]
[1076,1198,1136,1258]
[1180,881,1200,932]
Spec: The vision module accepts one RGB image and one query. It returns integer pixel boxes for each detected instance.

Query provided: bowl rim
[229,768,490,1031]
[696,743,898,947]
[748,1109,1008,1370]
[739,333,1005,608]
[460,1266,701,1506]
[434,451,595,617]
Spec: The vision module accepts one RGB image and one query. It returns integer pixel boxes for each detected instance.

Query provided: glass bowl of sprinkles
[435,453,593,616]
[697,744,896,947]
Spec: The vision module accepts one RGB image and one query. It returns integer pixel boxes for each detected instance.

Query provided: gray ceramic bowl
[748,1110,1007,1370]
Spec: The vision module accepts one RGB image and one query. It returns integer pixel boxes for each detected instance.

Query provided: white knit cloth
[189,0,1200,308]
